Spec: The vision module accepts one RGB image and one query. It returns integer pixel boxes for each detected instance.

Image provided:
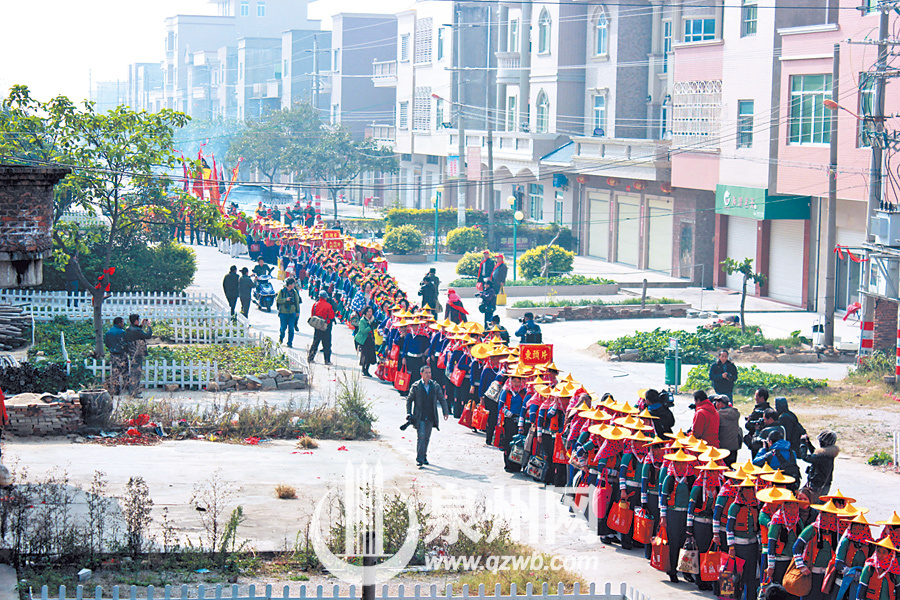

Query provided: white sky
[0,0,407,103]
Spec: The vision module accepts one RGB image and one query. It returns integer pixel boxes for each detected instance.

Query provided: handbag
[700,542,724,582]
[496,286,507,306]
[607,501,634,535]
[393,369,411,393]
[492,418,505,449]
[449,367,466,387]
[782,558,812,597]
[592,475,613,520]
[308,315,328,331]
[508,435,526,465]
[436,353,446,369]
[572,474,590,511]
[650,527,670,573]
[472,405,489,430]
[458,401,474,428]
[821,557,837,594]
[524,455,548,481]
[717,555,743,600]
[552,433,568,464]
[484,379,502,401]
[633,508,654,545]
[677,534,700,575]
[373,330,384,346]
[389,344,400,360]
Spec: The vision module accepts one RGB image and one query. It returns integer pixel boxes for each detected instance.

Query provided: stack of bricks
[6,399,83,437]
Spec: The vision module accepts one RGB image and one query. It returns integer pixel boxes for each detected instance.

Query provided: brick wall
[0,166,69,254]
[6,400,83,437]
[872,296,898,353]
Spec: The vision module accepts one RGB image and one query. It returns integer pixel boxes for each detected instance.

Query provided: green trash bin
[664,354,681,386]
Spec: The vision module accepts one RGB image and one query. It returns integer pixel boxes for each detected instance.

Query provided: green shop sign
[715,185,810,220]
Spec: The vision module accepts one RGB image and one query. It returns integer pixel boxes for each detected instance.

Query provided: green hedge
[685,364,827,394]
[449,274,614,287]
[517,244,574,279]
[383,224,424,255]
[456,251,503,277]
[446,226,486,254]
[599,325,790,364]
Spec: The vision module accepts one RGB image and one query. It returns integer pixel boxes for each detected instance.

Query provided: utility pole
[824,43,839,347]
[313,34,320,113]
[456,5,467,227]
[485,4,495,248]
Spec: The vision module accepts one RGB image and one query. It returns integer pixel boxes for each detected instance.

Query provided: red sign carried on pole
[520,344,553,366]
[324,239,343,250]
[322,230,340,239]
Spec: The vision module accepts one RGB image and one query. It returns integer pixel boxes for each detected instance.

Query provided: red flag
[209,156,221,203]
[222,158,242,203]
[180,154,189,192]
[192,151,205,199]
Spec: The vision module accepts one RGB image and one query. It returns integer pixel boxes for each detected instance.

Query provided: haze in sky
[0,0,407,104]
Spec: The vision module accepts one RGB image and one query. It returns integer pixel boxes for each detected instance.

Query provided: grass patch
[684,363,826,394]
[511,297,683,308]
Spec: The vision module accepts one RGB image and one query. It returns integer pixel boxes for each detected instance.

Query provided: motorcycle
[253,274,276,312]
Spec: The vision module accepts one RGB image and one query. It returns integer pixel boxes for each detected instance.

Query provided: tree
[720,257,767,334]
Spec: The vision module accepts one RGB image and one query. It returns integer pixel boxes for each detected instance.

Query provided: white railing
[34,582,645,600]
[372,60,398,79]
[83,359,217,390]
[0,290,228,322]
[168,317,254,344]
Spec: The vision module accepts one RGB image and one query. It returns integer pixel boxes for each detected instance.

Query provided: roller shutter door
[589,192,609,259]
[725,216,758,291]
[767,219,805,305]
[647,197,674,273]
[616,196,641,267]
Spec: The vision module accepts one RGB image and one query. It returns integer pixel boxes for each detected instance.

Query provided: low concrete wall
[457,283,619,298]
[386,254,429,264]
[505,303,691,320]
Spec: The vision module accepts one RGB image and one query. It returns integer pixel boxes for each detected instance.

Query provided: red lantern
[661,181,672,193]
[576,175,588,184]
[606,177,619,187]
[633,181,646,191]
[626,186,632,191]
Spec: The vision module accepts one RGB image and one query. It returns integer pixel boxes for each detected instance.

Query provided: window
[240,0,249,16]
[535,91,549,133]
[400,34,410,61]
[660,106,668,139]
[415,18,433,64]
[333,49,340,71]
[426,155,439,165]
[506,95,517,131]
[741,0,758,36]
[413,87,432,131]
[508,19,519,52]
[554,191,564,224]
[538,9,552,54]
[858,73,875,147]
[435,98,444,128]
[662,21,672,73]
[257,0,265,17]
[594,9,609,55]
[737,100,754,148]
[788,74,832,145]
[399,101,409,129]
[437,27,445,60]
[671,79,723,148]
[684,18,715,42]
[592,95,606,135]
[283,59,289,78]
[331,104,340,124]
[529,184,544,221]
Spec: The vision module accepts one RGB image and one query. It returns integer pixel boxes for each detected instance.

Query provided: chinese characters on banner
[324,239,343,250]
[322,230,341,239]
[519,344,553,366]
[447,155,459,178]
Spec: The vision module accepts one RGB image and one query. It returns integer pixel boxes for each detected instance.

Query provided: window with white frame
[671,79,722,148]
[662,21,672,73]
[240,0,249,16]
[538,9,551,54]
[683,18,715,42]
[535,90,550,133]
[437,27,445,60]
[398,101,409,129]
[415,18,433,64]
[858,72,874,147]
[435,98,444,128]
[529,184,544,221]
[508,19,519,52]
[413,87,432,131]
[737,100,754,148]
[331,104,340,124]
[333,49,340,71]
[659,105,668,139]
[788,74,832,145]
[554,191,564,224]
[594,8,609,56]
[257,0,265,17]
[592,95,606,135]
[400,34,410,61]
[741,0,758,36]
[506,95,517,131]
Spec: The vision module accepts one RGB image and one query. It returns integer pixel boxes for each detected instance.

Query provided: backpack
[523,324,542,344]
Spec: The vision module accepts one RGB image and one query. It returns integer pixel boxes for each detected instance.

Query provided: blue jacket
[104,325,127,355]
[752,439,798,474]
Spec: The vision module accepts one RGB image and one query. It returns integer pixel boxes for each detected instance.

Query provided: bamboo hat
[818,489,857,504]
[698,448,730,462]
[664,449,698,463]
[696,460,728,471]
[877,512,900,526]
[600,426,632,441]
[760,470,796,485]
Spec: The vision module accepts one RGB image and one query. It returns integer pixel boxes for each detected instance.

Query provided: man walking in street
[238,267,254,318]
[124,314,153,397]
[708,349,738,400]
[223,265,240,317]
[104,317,128,395]
[276,277,301,347]
[308,290,335,365]
[713,394,742,466]
[406,365,449,467]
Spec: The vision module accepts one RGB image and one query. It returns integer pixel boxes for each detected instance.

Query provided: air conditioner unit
[870,210,900,246]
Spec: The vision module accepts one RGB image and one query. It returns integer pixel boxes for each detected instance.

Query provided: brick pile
[6,399,83,437]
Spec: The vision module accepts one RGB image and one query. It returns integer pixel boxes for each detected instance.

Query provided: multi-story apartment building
[127,64,164,113]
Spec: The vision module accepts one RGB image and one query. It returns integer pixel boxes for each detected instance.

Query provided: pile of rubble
[206,368,308,392]
[5,391,83,436]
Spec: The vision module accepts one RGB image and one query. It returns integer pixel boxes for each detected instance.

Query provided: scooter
[253,274,276,312]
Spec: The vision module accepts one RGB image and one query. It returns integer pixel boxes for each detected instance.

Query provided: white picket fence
[33,582,646,600]
[0,290,228,322]
[84,359,217,390]
[168,317,254,344]
[893,431,900,470]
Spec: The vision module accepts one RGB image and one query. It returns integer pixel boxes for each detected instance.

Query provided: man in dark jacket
[124,314,153,396]
[743,387,772,451]
[751,408,785,455]
[490,254,508,294]
[418,276,438,315]
[406,365,449,467]
[104,317,128,395]
[223,266,240,317]
[238,268,254,318]
[308,290,335,365]
[642,388,675,437]
[708,349,738,399]
[774,397,806,454]
[476,250,494,287]
[798,430,839,501]
[752,429,801,483]
[713,394,742,466]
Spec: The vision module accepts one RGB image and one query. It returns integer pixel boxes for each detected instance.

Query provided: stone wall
[6,400,83,436]
[873,296,899,353]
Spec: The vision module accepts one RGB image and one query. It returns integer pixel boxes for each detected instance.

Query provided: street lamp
[507,196,523,281]
[433,186,443,262]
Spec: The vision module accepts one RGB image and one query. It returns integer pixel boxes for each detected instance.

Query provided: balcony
[365,124,396,145]
[372,60,398,87]
[496,52,522,84]
[251,79,282,100]
[571,137,672,181]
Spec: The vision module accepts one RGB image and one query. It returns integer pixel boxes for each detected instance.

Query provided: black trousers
[240,295,251,317]
[502,416,520,472]
[665,509,688,576]
[226,295,238,316]
[734,542,760,600]
[484,398,498,445]
[309,327,332,362]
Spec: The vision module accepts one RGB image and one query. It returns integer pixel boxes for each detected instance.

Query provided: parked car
[227,184,293,209]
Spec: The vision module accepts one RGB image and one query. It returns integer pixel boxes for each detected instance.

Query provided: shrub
[455,250,502,277]
[445,226,486,254]
[449,273,614,287]
[274,484,297,499]
[684,363,826,394]
[517,244,575,279]
[383,224,423,255]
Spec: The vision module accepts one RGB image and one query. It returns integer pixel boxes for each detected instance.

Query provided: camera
[399,414,417,431]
